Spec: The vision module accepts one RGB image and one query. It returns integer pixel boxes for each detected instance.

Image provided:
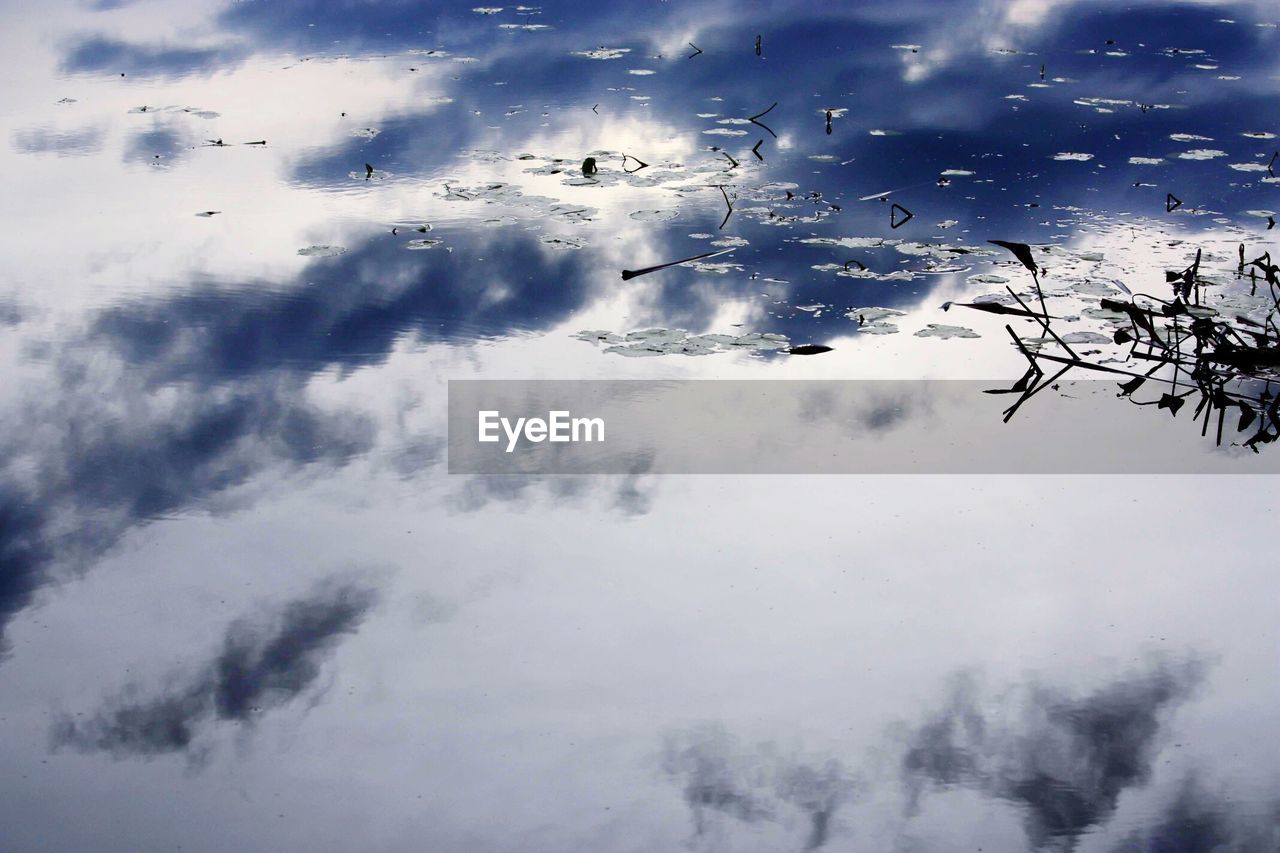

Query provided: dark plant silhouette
[972,240,1280,451]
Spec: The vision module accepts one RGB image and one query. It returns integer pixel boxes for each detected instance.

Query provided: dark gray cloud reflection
[51,577,378,759]
[60,37,246,78]
[902,659,1207,848]
[92,230,599,383]
[12,125,105,157]
[662,723,857,850]
[0,374,374,655]
[1113,777,1280,852]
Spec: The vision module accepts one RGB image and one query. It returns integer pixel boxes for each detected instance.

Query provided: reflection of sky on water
[3,0,1280,849]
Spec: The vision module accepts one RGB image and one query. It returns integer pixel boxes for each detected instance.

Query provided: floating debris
[915,324,979,339]
[539,235,586,250]
[580,328,790,357]
[847,307,907,334]
[573,47,630,60]
[621,248,736,280]
[628,209,678,222]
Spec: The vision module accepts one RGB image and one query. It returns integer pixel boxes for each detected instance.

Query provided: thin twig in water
[715,185,735,229]
[749,102,778,138]
[621,248,736,280]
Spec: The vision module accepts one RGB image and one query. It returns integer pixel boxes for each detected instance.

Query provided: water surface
[2,1,1280,850]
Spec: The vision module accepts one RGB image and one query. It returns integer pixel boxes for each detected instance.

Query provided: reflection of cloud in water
[51,576,378,761]
[12,125,105,157]
[666,659,1244,849]
[447,464,655,517]
[0,366,375,653]
[663,723,857,851]
[60,36,246,78]
[1114,776,1280,851]
[89,227,611,379]
[121,124,193,168]
[901,658,1206,847]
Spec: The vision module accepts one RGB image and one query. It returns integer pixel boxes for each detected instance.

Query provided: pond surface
[3,1,1280,850]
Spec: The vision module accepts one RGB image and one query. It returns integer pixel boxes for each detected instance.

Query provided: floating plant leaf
[1060,331,1112,344]
[915,324,979,339]
[297,245,346,257]
[572,47,630,60]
